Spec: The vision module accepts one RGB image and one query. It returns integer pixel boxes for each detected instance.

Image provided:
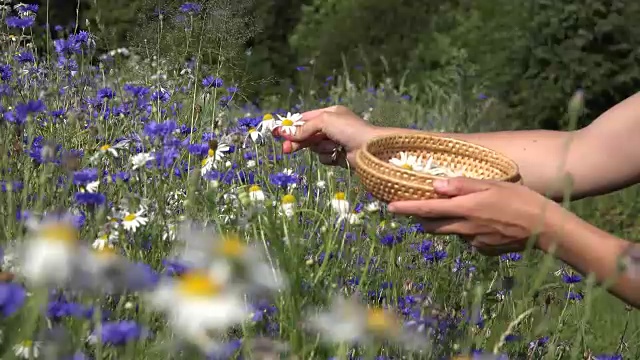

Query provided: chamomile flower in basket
[355,133,521,202]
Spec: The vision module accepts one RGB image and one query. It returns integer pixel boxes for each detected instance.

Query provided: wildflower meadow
[0,1,638,359]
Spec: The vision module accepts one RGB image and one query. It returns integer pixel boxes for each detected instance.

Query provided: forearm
[373,126,578,200]
[539,204,640,308]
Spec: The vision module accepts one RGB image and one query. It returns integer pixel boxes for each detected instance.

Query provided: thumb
[432,177,492,196]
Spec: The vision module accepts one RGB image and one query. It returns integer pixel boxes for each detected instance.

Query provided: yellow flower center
[401,164,413,170]
[263,114,273,121]
[248,127,256,133]
[21,340,33,347]
[100,144,111,152]
[207,148,215,157]
[334,192,346,200]
[177,271,222,297]
[201,158,209,167]
[281,119,294,127]
[249,185,261,192]
[123,214,137,222]
[39,223,79,244]
[281,194,296,204]
[218,234,246,258]
[366,308,394,333]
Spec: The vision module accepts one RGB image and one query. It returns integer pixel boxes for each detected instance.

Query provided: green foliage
[289,0,450,83]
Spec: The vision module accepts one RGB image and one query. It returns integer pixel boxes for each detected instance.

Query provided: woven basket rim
[358,132,521,181]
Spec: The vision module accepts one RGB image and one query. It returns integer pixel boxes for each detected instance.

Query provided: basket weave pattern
[355,133,522,202]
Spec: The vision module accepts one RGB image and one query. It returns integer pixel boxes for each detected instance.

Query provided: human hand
[276,105,380,168]
[387,177,566,256]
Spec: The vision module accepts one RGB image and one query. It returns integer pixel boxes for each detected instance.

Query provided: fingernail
[433,179,448,190]
[387,204,397,212]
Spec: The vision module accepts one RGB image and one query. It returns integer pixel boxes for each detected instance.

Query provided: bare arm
[374,92,640,201]
[541,203,640,308]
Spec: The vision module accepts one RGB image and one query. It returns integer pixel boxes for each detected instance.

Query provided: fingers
[432,177,493,197]
[418,218,489,235]
[387,199,467,218]
[282,133,327,154]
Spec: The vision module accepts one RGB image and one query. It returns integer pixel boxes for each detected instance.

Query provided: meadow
[0,2,638,360]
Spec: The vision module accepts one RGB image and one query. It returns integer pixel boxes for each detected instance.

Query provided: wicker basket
[355,133,522,202]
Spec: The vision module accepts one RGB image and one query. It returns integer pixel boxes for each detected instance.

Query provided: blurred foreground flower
[145,270,249,353]
[305,295,431,351]
[172,221,287,295]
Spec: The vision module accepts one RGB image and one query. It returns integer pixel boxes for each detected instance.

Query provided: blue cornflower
[54,38,81,55]
[529,336,549,349]
[561,272,582,284]
[269,171,299,188]
[97,87,116,100]
[0,64,11,81]
[500,252,522,262]
[202,75,223,88]
[0,283,27,317]
[227,86,238,93]
[566,291,583,301]
[380,232,403,247]
[74,192,106,206]
[1,181,23,192]
[123,84,150,98]
[14,51,35,63]
[179,2,203,14]
[161,259,189,276]
[91,320,148,346]
[593,355,623,360]
[144,120,177,139]
[47,298,88,320]
[16,4,39,14]
[72,168,98,186]
[5,16,35,28]
[151,89,170,102]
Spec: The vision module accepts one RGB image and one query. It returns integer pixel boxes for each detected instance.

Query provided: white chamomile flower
[145,270,249,353]
[246,160,257,168]
[388,151,428,172]
[13,340,41,359]
[256,114,277,134]
[201,143,231,175]
[275,112,304,136]
[248,185,266,202]
[244,128,263,146]
[90,140,129,163]
[85,179,100,193]
[92,231,118,250]
[330,192,350,215]
[121,208,148,233]
[306,296,429,350]
[19,219,81,286]
[279,194,296,218]
[339,212,364,225]
[316,180,326,189]
[365,201,381,212]
[130,152,154,170]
